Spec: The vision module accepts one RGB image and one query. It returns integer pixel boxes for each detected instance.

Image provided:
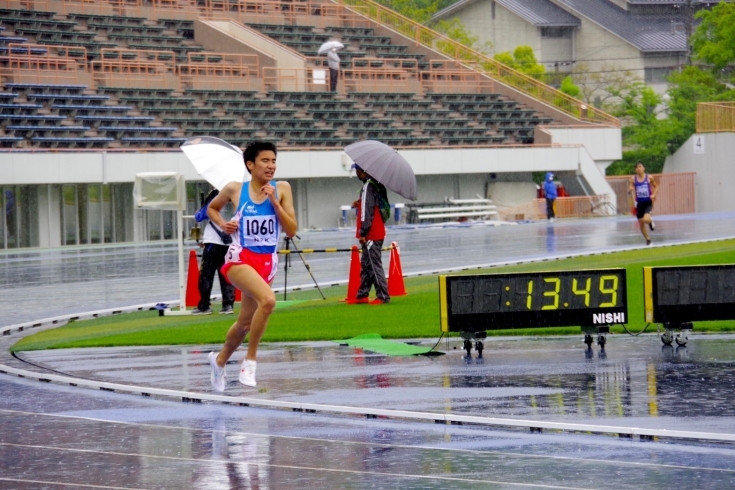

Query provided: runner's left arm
[649,176,658,201]
[274,181,298,237]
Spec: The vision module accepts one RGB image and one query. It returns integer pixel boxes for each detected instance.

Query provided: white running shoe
[209,352,226,392]
[239,359,257,387]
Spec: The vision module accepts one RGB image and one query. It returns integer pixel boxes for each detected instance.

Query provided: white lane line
[0,477,144,490]
[0,442,593,490]
[3,408,735,474]
[2,361,735,443]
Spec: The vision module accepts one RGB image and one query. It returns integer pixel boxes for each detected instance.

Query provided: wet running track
[2,213,735,489]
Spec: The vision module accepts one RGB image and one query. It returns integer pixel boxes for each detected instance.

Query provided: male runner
[628,162,658,245]
[206,141,297,390]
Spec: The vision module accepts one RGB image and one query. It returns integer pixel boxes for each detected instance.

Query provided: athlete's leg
[639,215,650,241]
[213,265,274,366]
[224,264,276,362]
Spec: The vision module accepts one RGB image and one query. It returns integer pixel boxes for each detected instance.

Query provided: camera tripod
[282,235,326,301]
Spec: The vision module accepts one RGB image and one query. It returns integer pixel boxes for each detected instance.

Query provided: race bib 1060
[242,214,278,247]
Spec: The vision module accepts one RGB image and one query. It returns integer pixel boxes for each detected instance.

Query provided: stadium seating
[0,7,562,149]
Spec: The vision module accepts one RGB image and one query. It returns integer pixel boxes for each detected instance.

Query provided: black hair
[243,141,277,174]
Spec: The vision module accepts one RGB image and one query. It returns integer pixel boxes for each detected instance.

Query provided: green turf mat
[275,300,306,309]
[336,333,440,356]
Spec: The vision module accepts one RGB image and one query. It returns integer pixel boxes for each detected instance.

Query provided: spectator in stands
[543,172,557,222]
[348,164,390,305]
[191,188,236,316]
[628,162,657,246]
[328,48,340,92]
[206,141,298,391]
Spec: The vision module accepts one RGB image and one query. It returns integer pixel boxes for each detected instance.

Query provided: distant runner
[628,162,658,245]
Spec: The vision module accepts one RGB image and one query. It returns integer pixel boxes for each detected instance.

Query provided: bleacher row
[0,7,555,149]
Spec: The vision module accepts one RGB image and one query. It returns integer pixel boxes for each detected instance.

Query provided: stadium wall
[663,132,735,213]
[0,145,616,248]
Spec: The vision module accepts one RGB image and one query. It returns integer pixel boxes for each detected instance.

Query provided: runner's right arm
[207,181,240,234]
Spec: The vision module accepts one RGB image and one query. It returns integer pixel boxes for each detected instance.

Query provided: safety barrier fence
[420,69,494,94]
[100,48,177,71]
[91,58,179,90]
[697,102,735,133]
[0,43,86,85]
[187,52,260,77]
[307,56,422,74]
[178,59,260,91]
[336,0,619,126]
[606,173,695,216]
[497,196,610,221]
[277,244,395,255]
[342,67,419,93]
[262,66,331,92]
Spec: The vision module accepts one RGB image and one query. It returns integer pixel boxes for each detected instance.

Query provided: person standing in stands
[628,162,657,245]
[543,172,557,221]
[328,48,340,92]
[206,141,297,390]
[191,188,236,316]
[348,164,390,305]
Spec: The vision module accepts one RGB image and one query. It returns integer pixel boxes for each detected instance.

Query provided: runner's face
[247,150,277,181]
[636,164,645,176]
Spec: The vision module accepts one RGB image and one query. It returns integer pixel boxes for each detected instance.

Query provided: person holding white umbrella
[319,40,344,93]
[205,141,298,390]
[328,48,340,92]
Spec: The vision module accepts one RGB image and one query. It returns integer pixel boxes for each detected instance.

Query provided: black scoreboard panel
[439,269,627,333]
[644,265,735,324]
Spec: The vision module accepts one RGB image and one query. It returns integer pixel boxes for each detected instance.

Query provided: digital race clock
[439,269,628,333]
[644,265,735,324]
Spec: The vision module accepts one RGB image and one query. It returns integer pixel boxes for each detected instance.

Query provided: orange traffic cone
[388,241,407,297]
[185,249,201,308]
[344,245,361,302]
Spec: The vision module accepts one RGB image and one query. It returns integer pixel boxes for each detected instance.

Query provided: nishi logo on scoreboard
[592,312,626,324]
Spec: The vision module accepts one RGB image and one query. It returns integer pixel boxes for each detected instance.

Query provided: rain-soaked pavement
[2,213,735,488]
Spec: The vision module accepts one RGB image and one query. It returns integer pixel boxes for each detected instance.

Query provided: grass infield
[11,239,735,352]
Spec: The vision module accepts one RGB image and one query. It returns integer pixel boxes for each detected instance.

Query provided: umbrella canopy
[344,140,417,201]
[180,136,249,190]
[318,40,344,54]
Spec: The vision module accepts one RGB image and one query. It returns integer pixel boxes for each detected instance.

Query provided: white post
[177,208,186,311]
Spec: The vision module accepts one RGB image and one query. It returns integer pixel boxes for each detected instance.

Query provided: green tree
[559,76,580,98]
[494,46,546,80]
[375,0,441,23]
[692,2,735,71]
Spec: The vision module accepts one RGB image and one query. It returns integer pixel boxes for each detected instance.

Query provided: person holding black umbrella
[349,164,390,305]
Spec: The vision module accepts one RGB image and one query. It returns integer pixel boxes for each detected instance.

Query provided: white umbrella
[318,40,344,55]
[344,140,418,201]
[180,136,248,190]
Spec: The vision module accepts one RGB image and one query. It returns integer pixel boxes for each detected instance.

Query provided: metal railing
[100,48,177,71]
[262,67,332,92]
[420,68,494,94]
[336,0,619,126]
[697,102,735,133]
[0,44,84,85]
[342,67,418,93]
[91,59,178,90]
[179,62,260,91]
